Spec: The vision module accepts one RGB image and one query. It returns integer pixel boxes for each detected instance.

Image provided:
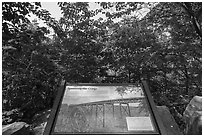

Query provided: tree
[55,2,110,82]
[2,2,62,124]
[2,2,41,41]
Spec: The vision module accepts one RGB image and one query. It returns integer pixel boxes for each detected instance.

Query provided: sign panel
[52,84,158,134]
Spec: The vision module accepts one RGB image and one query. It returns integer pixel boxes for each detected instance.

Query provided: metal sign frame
[44,80,167,135]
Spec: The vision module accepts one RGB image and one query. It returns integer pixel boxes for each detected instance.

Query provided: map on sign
[53,85,157,134]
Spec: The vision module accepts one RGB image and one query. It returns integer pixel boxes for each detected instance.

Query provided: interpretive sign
[44,81,166,134]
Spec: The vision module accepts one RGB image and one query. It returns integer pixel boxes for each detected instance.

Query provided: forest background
[2,2,202,133]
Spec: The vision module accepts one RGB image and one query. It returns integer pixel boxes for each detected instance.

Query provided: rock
[183,96,202,119]
[186,115,202,135]
[2,109,22,125]
[2,122,32,135]
[2,109,52,135]
[156,106,182,135]
[183,96,202,135]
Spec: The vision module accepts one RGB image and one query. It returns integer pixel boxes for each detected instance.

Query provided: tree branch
[179,3,202,37]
